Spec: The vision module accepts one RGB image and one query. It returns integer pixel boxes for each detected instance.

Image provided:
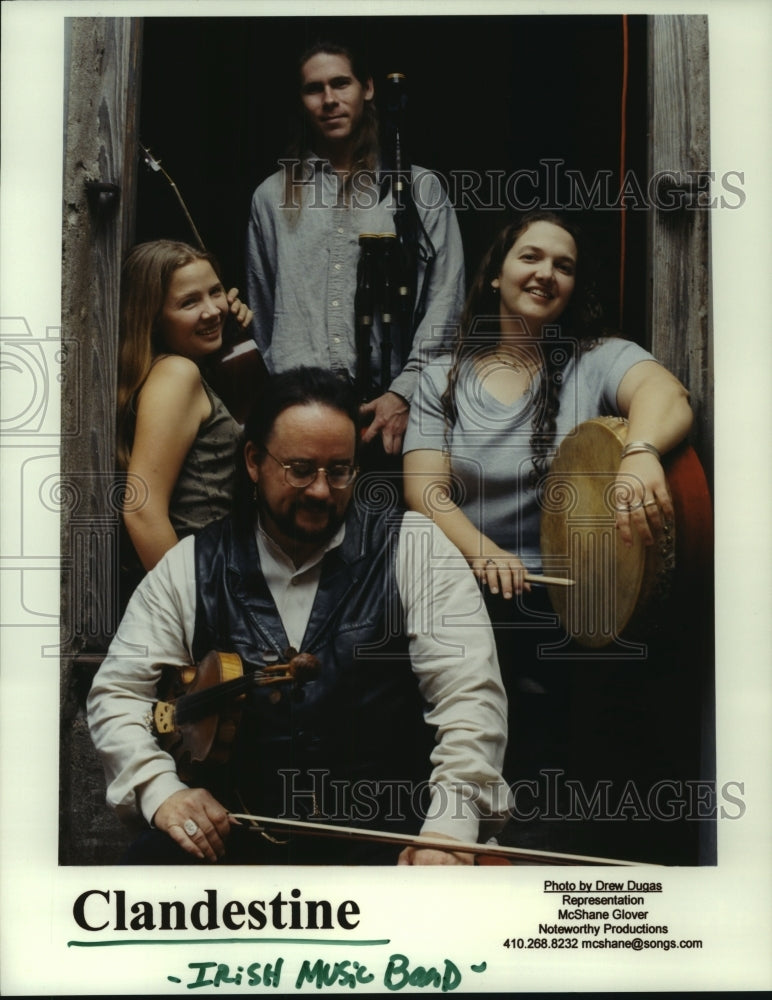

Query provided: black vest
[192,499,435,834]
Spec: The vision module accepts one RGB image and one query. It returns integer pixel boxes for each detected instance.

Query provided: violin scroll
[284,651,320,684]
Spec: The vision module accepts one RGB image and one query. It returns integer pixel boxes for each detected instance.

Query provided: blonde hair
[115,240,220,470]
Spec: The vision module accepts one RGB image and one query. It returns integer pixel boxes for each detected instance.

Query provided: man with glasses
[88,367,509,865]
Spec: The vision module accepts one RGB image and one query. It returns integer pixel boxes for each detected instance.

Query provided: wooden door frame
[59,16,142,862]
[647,14,713,485]
[57,13,715,865]
[647,14,714,865]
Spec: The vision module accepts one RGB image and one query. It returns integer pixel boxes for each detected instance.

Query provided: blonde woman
[117,240,252,574]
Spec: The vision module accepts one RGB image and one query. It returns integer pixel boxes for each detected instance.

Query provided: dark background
[136,14,648,343]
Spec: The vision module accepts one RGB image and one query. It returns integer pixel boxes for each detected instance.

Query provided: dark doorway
[133,15,713,865]
[136,14,647,343]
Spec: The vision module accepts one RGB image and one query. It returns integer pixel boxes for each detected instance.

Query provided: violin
[151,650,648,867]
[205,336,269,425]
[152,649,319,779]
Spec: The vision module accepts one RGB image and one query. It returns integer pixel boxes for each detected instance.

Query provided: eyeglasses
[265,449,358,490]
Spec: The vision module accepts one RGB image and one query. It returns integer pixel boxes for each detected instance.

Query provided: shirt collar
[304,152,384,177]
[254,515,347,574]
[304,152,334,174]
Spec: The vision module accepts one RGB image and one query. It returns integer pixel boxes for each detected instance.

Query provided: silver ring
[183,818,199,837]
[643,499,657,507]
[485,558,496,566]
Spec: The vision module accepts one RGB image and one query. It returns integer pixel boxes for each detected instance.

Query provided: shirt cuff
[388,371,417,405]
[418,779,512,846]
[139,773,190,828]
[418,785,481,845]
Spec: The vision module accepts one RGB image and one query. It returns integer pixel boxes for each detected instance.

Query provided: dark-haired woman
[403,212,693,786]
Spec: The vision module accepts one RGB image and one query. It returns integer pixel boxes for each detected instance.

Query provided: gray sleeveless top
[168,379,240,537]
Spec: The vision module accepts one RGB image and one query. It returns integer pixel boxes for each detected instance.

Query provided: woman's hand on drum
[226,287,254,330]
[614,452,673,547]
[471,546,531,599]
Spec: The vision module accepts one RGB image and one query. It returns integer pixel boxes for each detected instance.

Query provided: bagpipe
[355,73,437,401]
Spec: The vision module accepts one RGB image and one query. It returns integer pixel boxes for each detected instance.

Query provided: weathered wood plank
[647,15,714,867]
[647,14,712,485]
[60,16,143,864]
[61,16,142,651]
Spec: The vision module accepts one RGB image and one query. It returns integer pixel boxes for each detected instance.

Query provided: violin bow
[139,141,206,251]
[228,813,652,867]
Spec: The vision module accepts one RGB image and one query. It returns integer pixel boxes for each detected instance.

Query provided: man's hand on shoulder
[359,391,409,455]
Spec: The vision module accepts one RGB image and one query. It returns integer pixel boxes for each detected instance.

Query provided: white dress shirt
[87,512,511,846]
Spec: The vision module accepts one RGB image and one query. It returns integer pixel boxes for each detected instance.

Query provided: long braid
[527,336,599,486]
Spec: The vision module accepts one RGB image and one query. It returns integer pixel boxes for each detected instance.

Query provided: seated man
[88,367,510,865]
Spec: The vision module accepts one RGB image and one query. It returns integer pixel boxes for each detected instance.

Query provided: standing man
[87,368,510,865]
[245,41,465,456]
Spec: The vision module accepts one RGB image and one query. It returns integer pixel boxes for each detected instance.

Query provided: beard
[257,493,347,549]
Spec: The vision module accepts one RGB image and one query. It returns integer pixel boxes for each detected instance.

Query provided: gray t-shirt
[403,336,655,571]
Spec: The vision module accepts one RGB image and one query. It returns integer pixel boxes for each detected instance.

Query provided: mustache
[293,497,336,514]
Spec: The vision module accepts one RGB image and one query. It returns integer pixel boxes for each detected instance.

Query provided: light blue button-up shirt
[245,157,466,403]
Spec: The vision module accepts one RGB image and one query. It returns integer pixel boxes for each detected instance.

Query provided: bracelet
[620,440,661,461]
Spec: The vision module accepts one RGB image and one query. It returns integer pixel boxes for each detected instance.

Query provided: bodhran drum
[539,416,712,649]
